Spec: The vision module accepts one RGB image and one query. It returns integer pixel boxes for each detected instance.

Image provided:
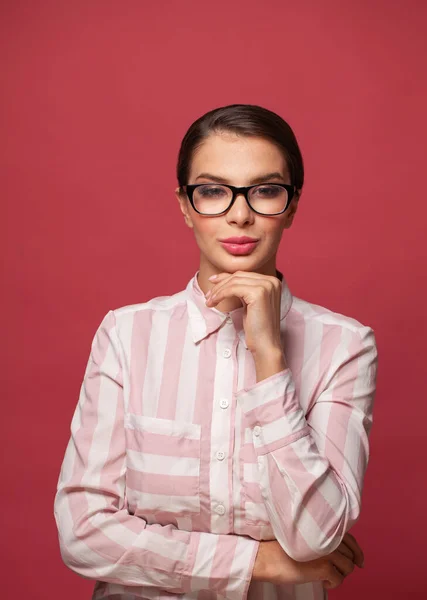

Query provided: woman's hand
[205,270,282,357]
[252,532,364,590]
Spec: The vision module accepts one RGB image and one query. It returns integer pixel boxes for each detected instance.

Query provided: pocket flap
[125,413,201,440]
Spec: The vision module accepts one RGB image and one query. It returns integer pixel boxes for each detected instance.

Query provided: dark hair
[176,104,304,194]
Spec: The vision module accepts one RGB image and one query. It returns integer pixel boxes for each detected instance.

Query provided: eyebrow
[194,171,286,184]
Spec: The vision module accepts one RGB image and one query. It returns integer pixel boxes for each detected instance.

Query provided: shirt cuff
[235,367,310,455]
[182,532,260,600]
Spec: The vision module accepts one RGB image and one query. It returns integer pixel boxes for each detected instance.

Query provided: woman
[54,104,378,600]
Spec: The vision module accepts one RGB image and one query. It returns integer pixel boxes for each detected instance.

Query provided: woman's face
[175,131,299,277]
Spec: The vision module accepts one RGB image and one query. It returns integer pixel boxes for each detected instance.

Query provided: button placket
[211,333,237,529]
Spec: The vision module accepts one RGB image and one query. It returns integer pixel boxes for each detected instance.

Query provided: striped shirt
[54,269,378,600]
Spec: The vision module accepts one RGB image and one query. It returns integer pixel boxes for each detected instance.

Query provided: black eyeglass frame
[182,183,295,216]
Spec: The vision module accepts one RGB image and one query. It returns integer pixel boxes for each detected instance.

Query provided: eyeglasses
[182,183,295,216]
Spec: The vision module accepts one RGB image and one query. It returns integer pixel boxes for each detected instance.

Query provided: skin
[175,131,365,589]
[175,131,299,315]
[175,131,298,380]
[253,532,364,590]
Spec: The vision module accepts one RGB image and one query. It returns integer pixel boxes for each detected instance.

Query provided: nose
[226,191,253,224]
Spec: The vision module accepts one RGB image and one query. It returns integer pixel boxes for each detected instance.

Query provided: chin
[217,256,262,273]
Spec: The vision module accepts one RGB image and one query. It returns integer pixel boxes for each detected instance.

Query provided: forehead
[189,132,289,182]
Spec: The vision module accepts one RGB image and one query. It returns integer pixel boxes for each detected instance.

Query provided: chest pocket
[124,413,201,517]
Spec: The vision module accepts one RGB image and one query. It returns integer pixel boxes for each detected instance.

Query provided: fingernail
[206,289,212,298]
[208,274,218,280]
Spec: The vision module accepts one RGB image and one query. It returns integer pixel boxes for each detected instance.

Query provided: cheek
[262,219,287,242]
[192,217,220,246]
[193,216,219,236]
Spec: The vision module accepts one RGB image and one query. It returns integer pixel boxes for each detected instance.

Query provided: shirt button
[219,398,229,409]
[253,425,261,437]
[223,348,232,358]
[215,504,226,515]
[226,316,232,324]
[216,450,226,461]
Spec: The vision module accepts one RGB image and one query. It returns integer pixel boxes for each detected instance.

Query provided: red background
[2,1,426,598]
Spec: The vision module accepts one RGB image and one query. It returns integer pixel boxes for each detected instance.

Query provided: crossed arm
[54,310,378,597]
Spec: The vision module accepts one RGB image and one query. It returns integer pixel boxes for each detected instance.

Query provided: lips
[219,236,258,244]
[219,238,259,256]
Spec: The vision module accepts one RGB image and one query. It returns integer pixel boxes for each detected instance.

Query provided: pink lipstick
[218,236,259,256]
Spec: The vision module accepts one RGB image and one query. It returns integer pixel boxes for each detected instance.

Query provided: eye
[252,185,283,198]
[197,185,228,198]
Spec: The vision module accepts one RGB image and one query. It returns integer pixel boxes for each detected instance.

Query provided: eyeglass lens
[192,184,288,215]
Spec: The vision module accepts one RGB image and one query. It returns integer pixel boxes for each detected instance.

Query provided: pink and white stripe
[54,269,378,599]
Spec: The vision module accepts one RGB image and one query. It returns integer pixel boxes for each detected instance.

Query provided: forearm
[236,360,370,561]
[55,485,259,597]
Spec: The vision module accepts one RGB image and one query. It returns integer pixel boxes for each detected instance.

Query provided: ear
[175,187,194,229]
[283,192,301,229]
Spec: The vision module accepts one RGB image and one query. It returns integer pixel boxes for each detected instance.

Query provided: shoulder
[115,290,187,316]
[288,295,377,351]
[92,288,189,348]
[108,287,189,328]
[290,295,371,331]
[288,296,378,394]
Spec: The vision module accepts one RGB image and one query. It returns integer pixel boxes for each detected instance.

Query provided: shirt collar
[185,269,293,348]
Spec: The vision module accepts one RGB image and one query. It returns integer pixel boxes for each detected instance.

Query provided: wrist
[253,348,288,382]
[252,343,285,363]
[252,541,267,582]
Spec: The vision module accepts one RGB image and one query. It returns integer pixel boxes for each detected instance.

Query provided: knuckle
[346,560,355,574]
[333,569,344,584]
[327,564,336,578]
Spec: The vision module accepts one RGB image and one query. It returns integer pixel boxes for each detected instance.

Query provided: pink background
[2,1,426,598]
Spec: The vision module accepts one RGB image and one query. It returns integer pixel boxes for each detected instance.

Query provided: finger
[209,270,279,283]
[329,552,355,578]
[209,273,278,295]
[207,277,268,297]
[342,533,364,568]
[206,280,265,306]
[205,273,234,296]
[208,272,281,297]
[322,564,345,590]
[205,273,245,298]
[208,272,234,282]
[207,272,280,302]
[336,541,354,561]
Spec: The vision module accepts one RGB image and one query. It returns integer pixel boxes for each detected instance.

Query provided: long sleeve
[54,310,259,599]
[236,324,378,562]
